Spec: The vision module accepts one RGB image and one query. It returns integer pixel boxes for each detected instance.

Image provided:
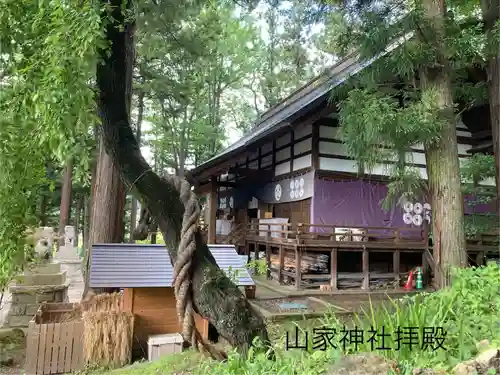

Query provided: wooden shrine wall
[316,118,495,185]
[274,199,311,228]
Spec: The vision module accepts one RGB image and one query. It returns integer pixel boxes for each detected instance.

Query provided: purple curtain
[311,179,406,229]
[310,178,497,237]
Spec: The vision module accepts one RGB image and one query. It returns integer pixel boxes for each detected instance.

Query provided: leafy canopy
[318,0,491,207]
[0,0,101,289]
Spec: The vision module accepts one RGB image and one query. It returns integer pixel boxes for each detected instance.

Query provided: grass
[83,263,500,375]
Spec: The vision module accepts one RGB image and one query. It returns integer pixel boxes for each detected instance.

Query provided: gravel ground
[0,364,22,375]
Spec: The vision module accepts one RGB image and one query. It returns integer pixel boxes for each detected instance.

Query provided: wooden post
[208,176,217,244]
[312,123,320,170]
[330,248,338,290]
[362,249,369,290]
[295,247,301,290]
[393,250,400,285]
[278,245,284,284]
[393,229,400,243]
[475,252,485,266]
[266,244,271,280]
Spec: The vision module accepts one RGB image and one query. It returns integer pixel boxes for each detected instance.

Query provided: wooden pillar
[312,123,320,170]
[393,250,400,285]
[266,244,271,280]
[208,176,217,244]
[362,249,369,290]
[330,248,338,290]
[278,245,284,284]
[476,252,485,266]
[295,247,301,290]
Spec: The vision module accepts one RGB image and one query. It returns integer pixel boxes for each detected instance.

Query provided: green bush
[321,263,500,371]
[199,264,499,374]
[95,264,499,375]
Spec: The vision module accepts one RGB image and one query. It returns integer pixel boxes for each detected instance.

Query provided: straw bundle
[82,310,134,368]
[81,292,123,313]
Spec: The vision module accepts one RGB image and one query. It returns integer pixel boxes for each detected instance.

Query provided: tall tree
[95,0,270,355]
[420,0,467,284]
[140,1,260,173]
[480,0,500,208]
[320,0,480,286]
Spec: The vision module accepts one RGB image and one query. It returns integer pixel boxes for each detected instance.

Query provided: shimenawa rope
[164,176,225,360]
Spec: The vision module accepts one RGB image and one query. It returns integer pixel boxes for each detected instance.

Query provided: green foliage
[225,259,267,284]
[337,85,448,169]
[135,232,166,245]
[336,86,443,210]
[0,0,101,293]
[343,264,500,370]
[247,259,268,276]
[91,265,499,375]
[464,213,498,238]
[460,153,497,237]
[461,153,496,188]
[382,168,428,211]
[141,1,261,170]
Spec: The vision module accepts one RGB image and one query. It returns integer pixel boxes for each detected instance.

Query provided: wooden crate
[25,303,85,375]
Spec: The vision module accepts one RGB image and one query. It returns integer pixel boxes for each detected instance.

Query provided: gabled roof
[89,243,254,288]
[189,36,408,180]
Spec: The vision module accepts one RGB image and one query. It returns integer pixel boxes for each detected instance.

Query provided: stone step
[4,315,34,328]
[23,263,61,275]
[15,271,67,286]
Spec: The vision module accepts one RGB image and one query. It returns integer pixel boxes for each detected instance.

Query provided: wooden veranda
[201,222,499,291]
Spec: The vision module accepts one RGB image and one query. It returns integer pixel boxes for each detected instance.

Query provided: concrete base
[23,263,61,275]
[0,264,69,329]
[15,272,67,286]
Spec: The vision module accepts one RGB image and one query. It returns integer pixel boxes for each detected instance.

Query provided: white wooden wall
[318,121,495,186]
[271,123,313,176]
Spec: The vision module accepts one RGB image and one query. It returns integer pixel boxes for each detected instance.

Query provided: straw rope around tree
[164,175,226,361]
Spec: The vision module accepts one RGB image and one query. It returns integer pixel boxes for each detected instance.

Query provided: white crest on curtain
[402,200,431,226]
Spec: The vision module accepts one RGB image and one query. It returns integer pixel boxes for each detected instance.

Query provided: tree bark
[89,139,126,245]
[58,158,73,246]
[420,0,467,288]
[480,0,500,211]
[95,0,270,355]
[83,195,90,252]
[74,194,83,248]
[129,90,144,242]
[83,137,126,295]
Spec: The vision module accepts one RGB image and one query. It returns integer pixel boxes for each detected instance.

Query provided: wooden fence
[25,303,84,375]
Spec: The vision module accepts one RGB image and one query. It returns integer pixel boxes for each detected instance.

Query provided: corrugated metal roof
[208,245,254,286]
[189,35,411,178]
[89,244,174,288]
[89,243,255,288]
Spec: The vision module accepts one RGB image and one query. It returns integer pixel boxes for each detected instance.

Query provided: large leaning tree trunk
[420,0,467,287]
[481,0,500,209]
[95,0,270,355]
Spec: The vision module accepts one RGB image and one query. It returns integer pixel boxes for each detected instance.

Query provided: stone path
[57,261,84,303]
[54,230,85,303]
